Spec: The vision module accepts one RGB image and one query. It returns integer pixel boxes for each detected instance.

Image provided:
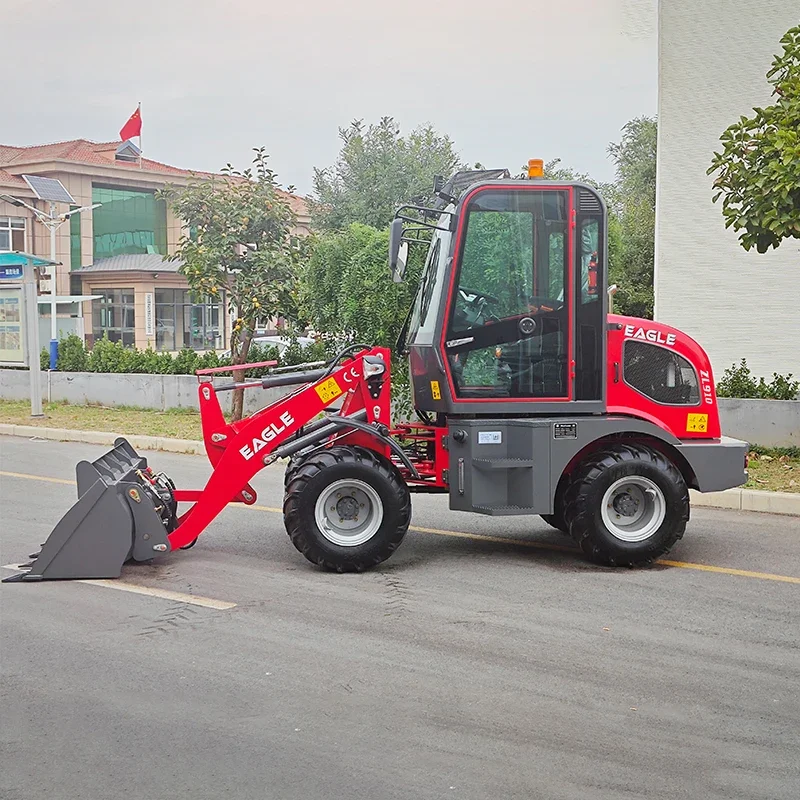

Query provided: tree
[312,117,463,231]
[606,116,658,318]
[159,148,301,419]
[299,223,421,349]
[708,25,800,253]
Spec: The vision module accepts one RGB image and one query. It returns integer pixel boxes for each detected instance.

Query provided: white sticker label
[478,431,502,445]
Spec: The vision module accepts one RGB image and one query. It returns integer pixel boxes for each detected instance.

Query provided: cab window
[447,189,570,399]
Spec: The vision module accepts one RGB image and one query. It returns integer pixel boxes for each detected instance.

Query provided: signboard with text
[144,292,154,337]
[0,287,26,363]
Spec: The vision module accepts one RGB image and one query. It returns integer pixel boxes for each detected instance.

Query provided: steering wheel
[455,287,500,328]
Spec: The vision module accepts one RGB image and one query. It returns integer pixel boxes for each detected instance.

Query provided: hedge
[716,359,799,400]
[40,334,328,378]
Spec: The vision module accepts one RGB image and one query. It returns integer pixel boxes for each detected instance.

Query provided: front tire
[563,444,688,567]
[283,446,411,572]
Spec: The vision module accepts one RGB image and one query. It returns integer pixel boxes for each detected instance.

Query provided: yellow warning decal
[315,377,343,403]
[686,413,708,433]
[430,380,442,401]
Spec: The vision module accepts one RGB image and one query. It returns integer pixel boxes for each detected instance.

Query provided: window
[155,289,225,351]
[575,216,604,400]
[0,217,26,252]
[579,219,600,304]
[623,341,700,405]
[92,185,167,259]
[447,189,569,399]
[93,288,136,346]
[69,206,81,269]
[407,237,442,346]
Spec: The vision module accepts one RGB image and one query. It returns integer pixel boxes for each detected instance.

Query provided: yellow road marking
[656,560,800,584]
[0,470,75,486]
[1,565,236,609]
[409,524,578,553]
[77,579,237,609]
[2,469,798,585]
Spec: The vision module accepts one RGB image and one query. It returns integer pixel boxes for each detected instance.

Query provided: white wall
[655,0,800,379]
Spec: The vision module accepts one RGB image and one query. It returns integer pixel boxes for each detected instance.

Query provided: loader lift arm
[167,346,407,550]
[4,346,407,581]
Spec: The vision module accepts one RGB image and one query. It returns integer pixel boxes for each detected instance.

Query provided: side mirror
[389,218,408,282]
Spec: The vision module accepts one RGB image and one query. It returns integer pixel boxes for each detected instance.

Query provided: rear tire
[563,444,688,567]
[540,477,570,534]
[283,446,411,572]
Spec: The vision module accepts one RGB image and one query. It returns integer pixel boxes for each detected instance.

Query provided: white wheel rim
[600,476,666,542]
[314,479,384,547]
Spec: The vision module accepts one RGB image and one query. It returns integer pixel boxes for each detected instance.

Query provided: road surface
[1,436,799,800]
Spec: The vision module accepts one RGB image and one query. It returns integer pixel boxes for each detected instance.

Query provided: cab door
[442,185,574,405]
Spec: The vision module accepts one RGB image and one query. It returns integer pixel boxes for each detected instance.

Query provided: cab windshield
[405,210,452,346]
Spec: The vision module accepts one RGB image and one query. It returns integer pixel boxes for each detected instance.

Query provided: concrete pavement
[1,436,799,800]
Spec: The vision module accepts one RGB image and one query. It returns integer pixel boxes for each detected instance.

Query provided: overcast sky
[4,0,657,195]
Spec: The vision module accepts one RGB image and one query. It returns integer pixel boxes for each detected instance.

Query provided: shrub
[716,359,799,400]
[172,348,199,375]
[57,334,89,372]
[29,334,331,377]
[141,348,175,374]
[87,335,127,373]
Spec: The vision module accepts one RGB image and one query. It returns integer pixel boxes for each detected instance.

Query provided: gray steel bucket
[3,438,173,582]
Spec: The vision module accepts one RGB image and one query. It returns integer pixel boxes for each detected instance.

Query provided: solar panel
[22,175,75,204]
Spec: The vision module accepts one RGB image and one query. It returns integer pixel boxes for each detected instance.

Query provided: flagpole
[138,102,142,169]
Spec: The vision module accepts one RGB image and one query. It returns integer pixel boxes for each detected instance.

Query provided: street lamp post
[0,194,100,369]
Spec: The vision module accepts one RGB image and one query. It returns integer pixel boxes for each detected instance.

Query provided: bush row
[716,359,799,401]
[40,334,329,378]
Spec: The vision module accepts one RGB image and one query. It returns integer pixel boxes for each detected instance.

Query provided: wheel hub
[600,476,667,543]
[336,495,359,521]
[612,492,639,517]
[314,479,384,547]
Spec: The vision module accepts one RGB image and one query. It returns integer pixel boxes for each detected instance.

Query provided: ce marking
[342,366,361,385]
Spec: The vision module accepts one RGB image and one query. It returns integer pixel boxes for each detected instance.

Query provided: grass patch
[745,449,799,493]
[0,399,202,441]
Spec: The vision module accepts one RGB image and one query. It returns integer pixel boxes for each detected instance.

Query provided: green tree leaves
[708,25,800,253]
[312,117,463,231]
[606,117,658,319]
[298,223,421,348]
[159,148,302,419]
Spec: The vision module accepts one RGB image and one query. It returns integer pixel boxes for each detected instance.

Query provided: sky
[2,0,658,196]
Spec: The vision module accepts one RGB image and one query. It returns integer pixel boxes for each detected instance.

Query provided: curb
[0,423,205,456]
[689,488,800,516]
[1,423,798,516]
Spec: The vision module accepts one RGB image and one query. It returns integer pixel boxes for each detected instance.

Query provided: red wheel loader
[4,167,749,583]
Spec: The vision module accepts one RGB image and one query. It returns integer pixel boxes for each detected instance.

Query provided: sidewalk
[1,423,798,516]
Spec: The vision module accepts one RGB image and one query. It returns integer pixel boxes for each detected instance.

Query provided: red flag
[119,106,142,141]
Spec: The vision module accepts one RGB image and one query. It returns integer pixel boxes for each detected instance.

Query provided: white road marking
[2,565,236,609]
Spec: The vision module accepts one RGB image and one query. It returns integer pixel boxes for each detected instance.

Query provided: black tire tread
[283,446,411,572]
[540,474,571,534]
[563,443,688,567]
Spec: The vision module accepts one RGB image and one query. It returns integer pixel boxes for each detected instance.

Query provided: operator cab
[392,165,607,415]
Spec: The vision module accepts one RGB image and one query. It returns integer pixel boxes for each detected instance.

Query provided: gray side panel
[548,416,681,497]
[449,417,747,516]
[676,436,748,492]
[449,419,552,515]
[450,416,684,516]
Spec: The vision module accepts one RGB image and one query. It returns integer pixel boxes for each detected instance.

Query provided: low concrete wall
[1,371,798,447]
[0,369,290,415]
[718,398,799,448]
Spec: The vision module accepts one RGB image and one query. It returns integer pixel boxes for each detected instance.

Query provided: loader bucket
[3,438,173,582]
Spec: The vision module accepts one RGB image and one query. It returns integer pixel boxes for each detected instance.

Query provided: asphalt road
[1,435,799,800]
